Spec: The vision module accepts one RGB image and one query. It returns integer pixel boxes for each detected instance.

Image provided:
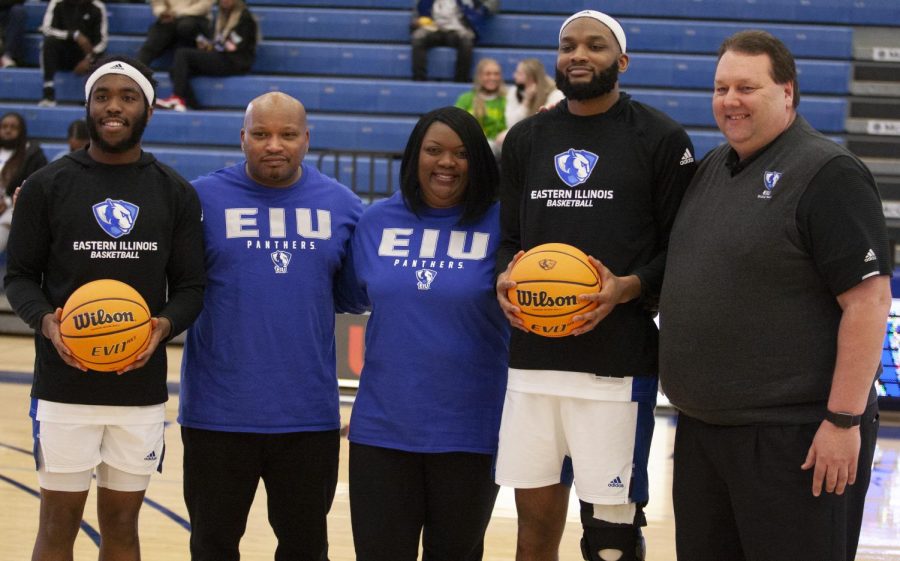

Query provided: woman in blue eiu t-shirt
[349,106,510,560]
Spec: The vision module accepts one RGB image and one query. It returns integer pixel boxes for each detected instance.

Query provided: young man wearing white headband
[4,54,205,561]
[494,11,696,561]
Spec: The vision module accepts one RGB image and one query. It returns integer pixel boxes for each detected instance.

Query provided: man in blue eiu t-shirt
[179,91,365,561]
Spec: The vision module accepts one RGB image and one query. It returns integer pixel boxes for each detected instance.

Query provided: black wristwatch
[825,410,862,428]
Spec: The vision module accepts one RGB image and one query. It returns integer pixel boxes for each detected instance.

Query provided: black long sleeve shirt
[4,149,205,405]
[497,94,696,377]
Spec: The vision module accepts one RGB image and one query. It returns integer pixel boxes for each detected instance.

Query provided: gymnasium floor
[1,333,898,561]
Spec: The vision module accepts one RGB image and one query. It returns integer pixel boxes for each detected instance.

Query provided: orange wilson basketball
[59,279,152,372]
[507,243,600,337]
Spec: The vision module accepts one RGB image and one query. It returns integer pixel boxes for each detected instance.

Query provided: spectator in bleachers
[1,112,47,199]
[454,57,505,154]
[155,0,257,112]
[494,58,564,150]
[0,0,26,67]
[137,0,213,68]
[52,119,89,160]
[410,0,498,83]
[39,0,108,107]
[0,112,47,255]
[0,194,9,252]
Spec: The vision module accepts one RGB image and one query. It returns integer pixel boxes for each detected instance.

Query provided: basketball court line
[0,473,102,545]
[0,438,194,534]
[0,371,33,384]
[2,353,899,560]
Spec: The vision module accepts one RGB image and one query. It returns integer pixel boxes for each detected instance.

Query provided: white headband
[84,61,155,106]
[559,10,627,54]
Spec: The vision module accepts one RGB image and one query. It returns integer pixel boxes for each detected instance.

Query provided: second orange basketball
[507,243,601,337]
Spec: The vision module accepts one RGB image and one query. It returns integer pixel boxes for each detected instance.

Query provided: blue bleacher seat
[24,38,837,94]
[0,69,849,133]
[24,3,854,59]
[0,100,728,157]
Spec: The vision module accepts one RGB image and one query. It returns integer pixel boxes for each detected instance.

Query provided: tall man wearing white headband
[494,11,696,561]
[4,54,205,561]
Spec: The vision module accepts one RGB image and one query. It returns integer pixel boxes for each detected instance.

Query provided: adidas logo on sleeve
[679,149,694,166]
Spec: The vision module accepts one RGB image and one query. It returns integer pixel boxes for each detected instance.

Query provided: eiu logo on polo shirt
[555,149,599,187]
[758,171,783,200]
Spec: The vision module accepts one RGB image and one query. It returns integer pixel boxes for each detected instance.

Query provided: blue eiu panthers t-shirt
[179,162,365,433]
[349,192,509,454]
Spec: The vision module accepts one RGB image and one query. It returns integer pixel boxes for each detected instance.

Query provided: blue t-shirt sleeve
[335,238,369,313]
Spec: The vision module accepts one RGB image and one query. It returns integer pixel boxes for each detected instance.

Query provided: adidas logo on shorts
[144,451,157,461]
[864,249,876,263]
[607,476,625,488]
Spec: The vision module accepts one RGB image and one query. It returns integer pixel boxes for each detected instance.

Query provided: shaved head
[244,92,307,130]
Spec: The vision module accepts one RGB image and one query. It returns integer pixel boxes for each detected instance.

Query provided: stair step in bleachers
[22,3,855,59]
[852,27,900,62]
[848,135,900,162]
[852,61,900,96]
[847,97,900,135]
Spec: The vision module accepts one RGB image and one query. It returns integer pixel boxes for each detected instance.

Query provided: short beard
[86,106,149,154]
[556,60,620,101]
[0,137,18,150]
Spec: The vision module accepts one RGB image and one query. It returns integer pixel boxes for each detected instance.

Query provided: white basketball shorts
[495,389,646,505]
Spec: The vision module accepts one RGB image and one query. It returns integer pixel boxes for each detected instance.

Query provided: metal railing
[316,150,402,203]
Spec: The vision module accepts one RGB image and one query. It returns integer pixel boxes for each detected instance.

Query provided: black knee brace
[580,526,646,561]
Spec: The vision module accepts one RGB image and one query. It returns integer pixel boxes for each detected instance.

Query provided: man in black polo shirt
[660,30,891,561]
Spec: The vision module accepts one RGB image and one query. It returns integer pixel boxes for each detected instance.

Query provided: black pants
[672,403,879,561]
[41,36,85,86]
[410,28,473,82]
[349,443,499,561]
[138,16,210,66]
[0,4,26,61]
[170,47,249,108]
[181,427,340,561]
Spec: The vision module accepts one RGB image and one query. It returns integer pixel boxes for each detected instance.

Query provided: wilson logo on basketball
[515,290,578,308]
[72,309,136,331]
[60,279,152,371]
[507,243,601,338]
